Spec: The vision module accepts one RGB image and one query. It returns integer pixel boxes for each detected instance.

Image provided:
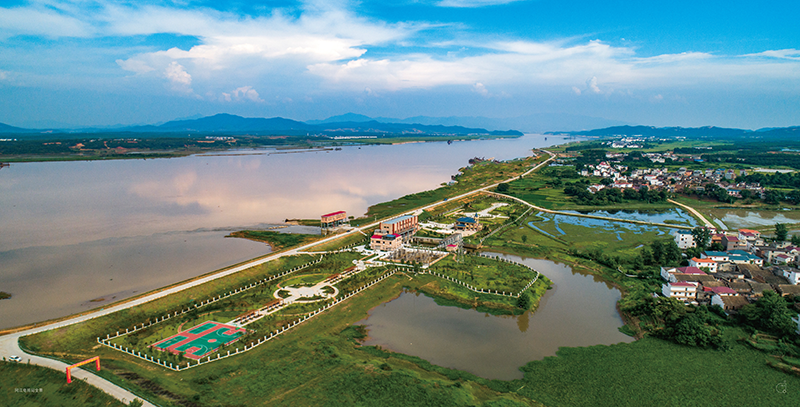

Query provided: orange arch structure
[66,356,100,384]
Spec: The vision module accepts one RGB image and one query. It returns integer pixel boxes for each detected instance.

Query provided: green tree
[496,183,510,193]
[792,234,800,246]
[708,242,725,252]
[764,189,782,204]
[516,292,532,309]
[521,235,528,243]
[651,240,664,264]
[129,399,144,407]
[775,222,789,242]
[691,227,711,250]
[664,241,682,265]
[738,290,795,337]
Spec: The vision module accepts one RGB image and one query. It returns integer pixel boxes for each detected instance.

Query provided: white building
[783,269,800,285]
[662,281,699,303]
[690,257,718,273]
[673,230,695,250]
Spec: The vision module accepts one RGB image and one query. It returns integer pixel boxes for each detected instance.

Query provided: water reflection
[0,135,575,329]
[356,254,632,380]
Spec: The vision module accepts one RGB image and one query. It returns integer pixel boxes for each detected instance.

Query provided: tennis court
[151,321,246,360]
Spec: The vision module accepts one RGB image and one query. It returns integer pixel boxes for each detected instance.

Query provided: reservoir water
[0,134,574,329]
[356,254,634,380]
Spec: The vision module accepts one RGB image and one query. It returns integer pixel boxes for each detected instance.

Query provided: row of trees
[563,181,668,206]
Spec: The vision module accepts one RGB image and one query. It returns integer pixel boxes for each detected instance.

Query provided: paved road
[667,199,718,229]
[0,149,554,406]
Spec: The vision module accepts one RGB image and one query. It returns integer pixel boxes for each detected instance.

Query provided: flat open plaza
[151,321,245,360]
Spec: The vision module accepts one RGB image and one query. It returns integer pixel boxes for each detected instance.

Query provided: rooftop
[676,266,706,275]
[322,210,346,218]
[382,215,416,225]
[456,217,477,223]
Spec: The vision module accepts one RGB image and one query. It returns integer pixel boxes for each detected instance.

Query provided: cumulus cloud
[220,86,263,102]
[4,0,800,104]
[164,62,193,93]
[473,82,489,96]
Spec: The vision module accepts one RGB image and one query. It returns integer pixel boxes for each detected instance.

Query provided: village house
[690,257,718,273]
[711,294,749,314]
[662,281,699,304]
[661,266,706,282]
[673,229,695,249]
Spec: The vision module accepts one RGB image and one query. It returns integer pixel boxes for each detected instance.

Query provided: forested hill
[0,113,523,137]
[547,125,800,141]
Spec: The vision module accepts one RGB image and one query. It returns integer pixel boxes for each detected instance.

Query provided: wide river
[0,134,575,329]
[356,254,634,380]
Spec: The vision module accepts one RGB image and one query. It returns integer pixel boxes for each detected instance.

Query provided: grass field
[0,361,125,407]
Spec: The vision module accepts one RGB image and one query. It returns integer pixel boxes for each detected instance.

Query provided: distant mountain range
[307,112,629,133]
[0,113,523,137]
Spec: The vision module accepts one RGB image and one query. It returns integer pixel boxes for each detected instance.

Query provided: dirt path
[667,199,717,229]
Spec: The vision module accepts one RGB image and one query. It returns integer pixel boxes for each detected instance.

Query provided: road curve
[0,149,555,406]
[667,199,717,229]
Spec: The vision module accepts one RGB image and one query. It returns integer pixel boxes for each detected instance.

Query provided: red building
[321,211,347,228]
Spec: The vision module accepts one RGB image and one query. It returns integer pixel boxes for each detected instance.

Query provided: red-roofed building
[661,266,707,282]
[705,286,737,296]
[370,233,402,251]
[321,211,348,228]
[676,266,706,275]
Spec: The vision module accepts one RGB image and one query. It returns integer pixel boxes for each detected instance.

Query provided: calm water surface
[0,135,573,328]
[356,254,633,380]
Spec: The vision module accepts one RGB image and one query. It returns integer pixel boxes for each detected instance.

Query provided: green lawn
[0,361,126,407]
[514,332,799,407]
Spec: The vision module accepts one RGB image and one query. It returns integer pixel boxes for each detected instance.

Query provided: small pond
[355,254,633,380]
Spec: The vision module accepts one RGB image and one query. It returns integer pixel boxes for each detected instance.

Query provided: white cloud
[572,86,581,95]
[586,76,601,93]
[744,49,800,61]
[164,62,193,93]
[437,0,524,7]
[473,82,489,96]
[0,5,93,39]
[232,86,264,102]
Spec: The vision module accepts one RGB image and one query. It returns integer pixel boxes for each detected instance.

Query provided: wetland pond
[355,253,633,380]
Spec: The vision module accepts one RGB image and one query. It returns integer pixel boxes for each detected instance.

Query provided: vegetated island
[0,291,11,300]
[226,230,321,250]
[13,137,800,407]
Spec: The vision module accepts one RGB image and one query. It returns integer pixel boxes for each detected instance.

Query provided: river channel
[0,134,575,329]
[356,253,634,380]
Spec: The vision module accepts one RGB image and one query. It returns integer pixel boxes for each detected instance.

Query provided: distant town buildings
[660,236,800,312]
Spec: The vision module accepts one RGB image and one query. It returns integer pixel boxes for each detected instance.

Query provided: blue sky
[0,0,798,129]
